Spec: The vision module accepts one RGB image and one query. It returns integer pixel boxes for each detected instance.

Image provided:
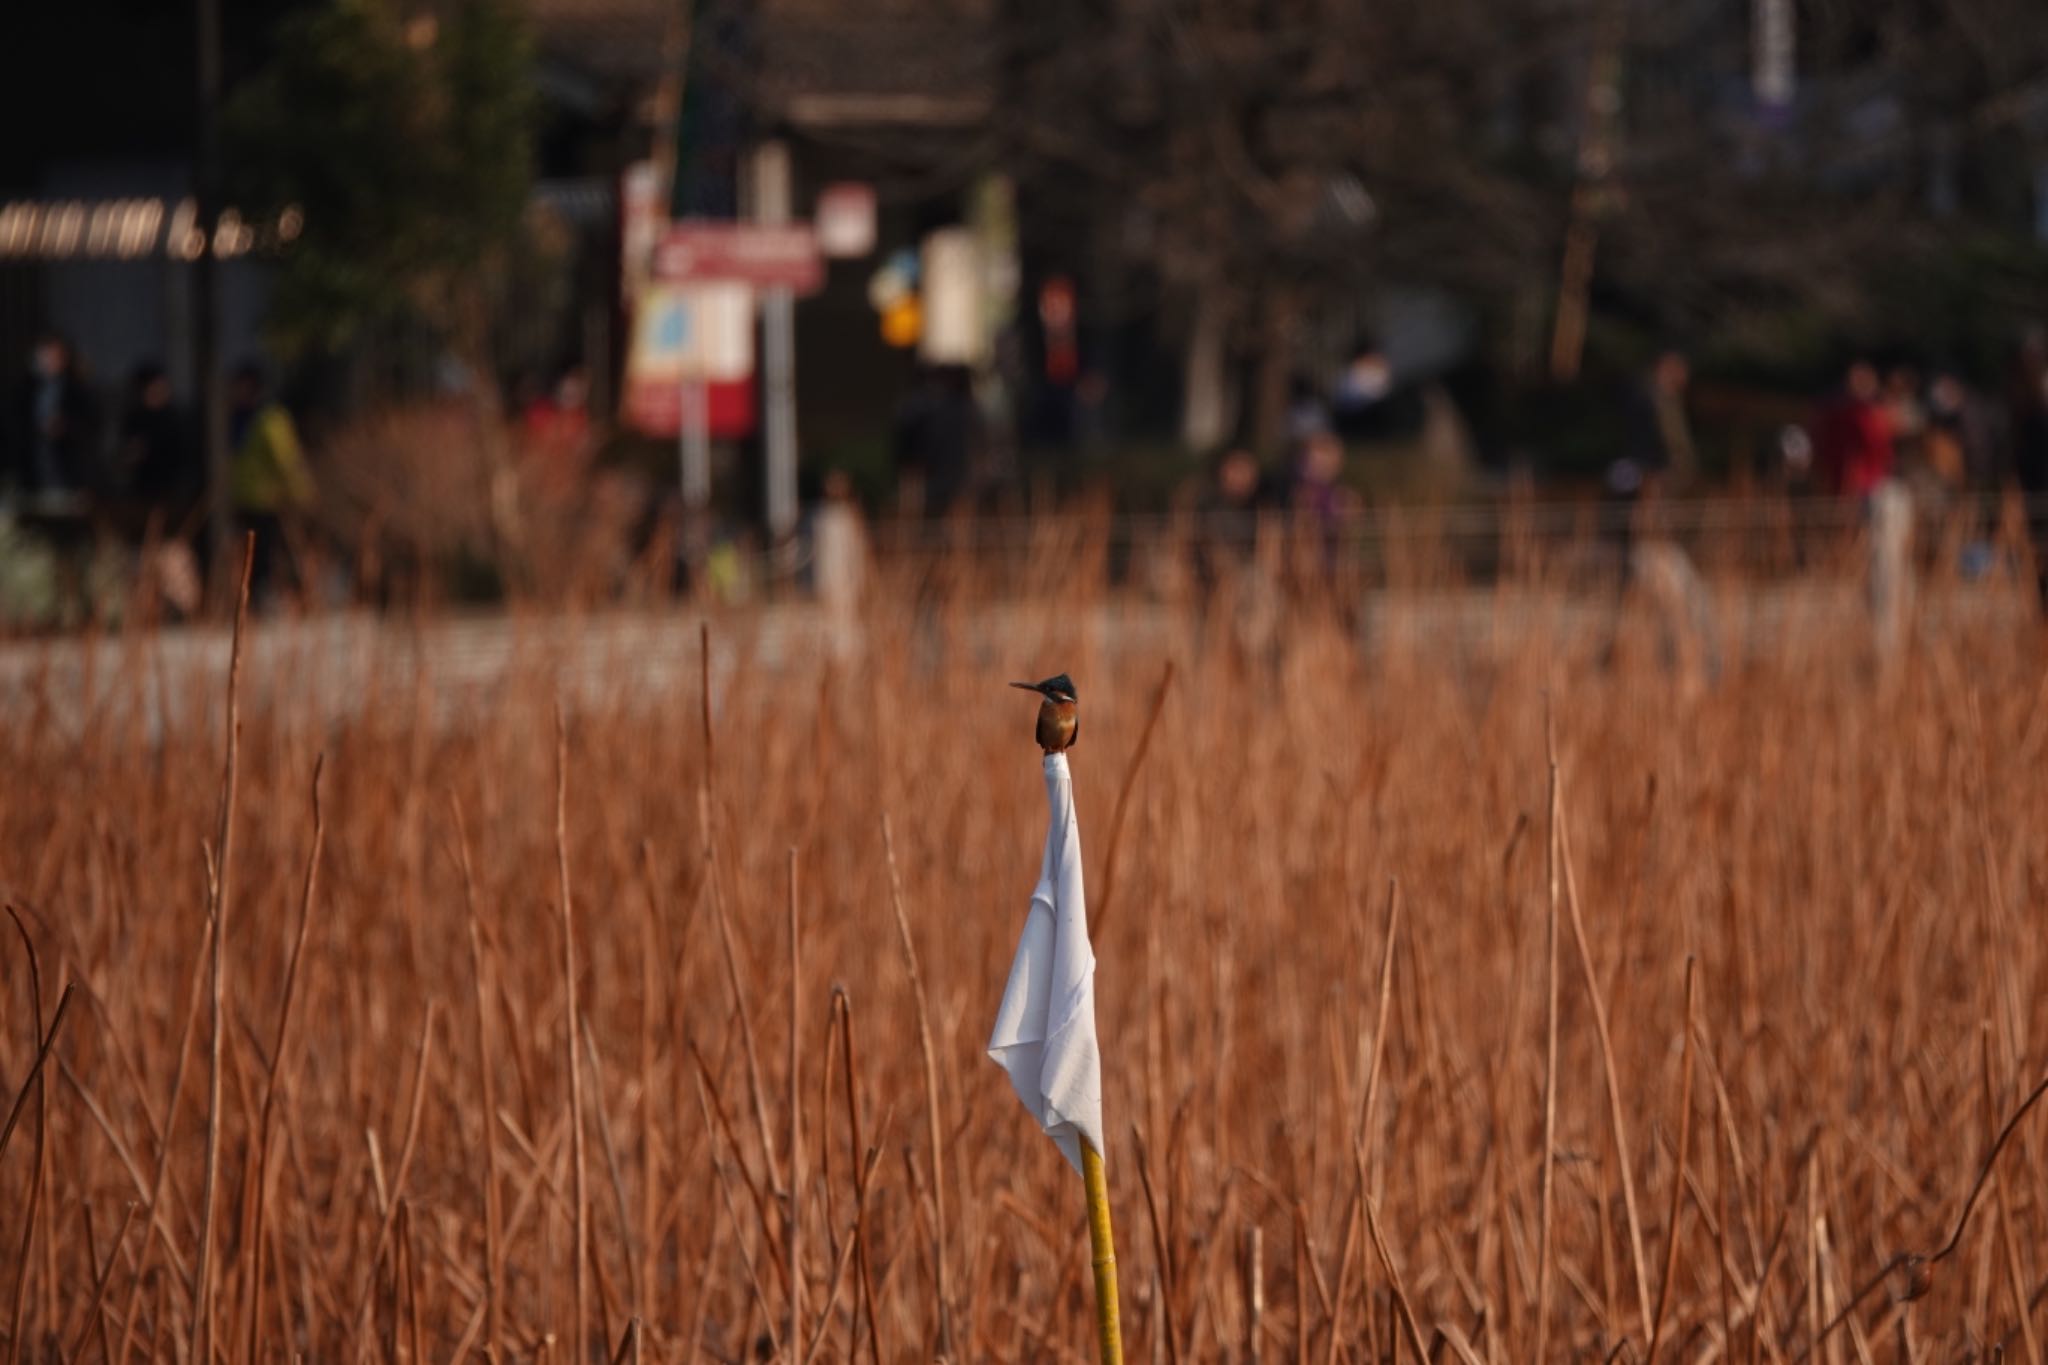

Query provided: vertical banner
[920,228,983,366]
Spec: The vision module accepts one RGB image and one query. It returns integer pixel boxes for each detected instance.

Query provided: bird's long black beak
[1009,681,1045,694]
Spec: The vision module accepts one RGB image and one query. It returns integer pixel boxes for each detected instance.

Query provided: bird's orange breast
[1036,698,1079,752]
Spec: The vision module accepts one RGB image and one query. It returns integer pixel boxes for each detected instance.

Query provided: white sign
[628,282,755,384]
[816,182,877,259]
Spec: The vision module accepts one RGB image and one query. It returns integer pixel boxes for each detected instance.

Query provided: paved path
[0,577,2028,737]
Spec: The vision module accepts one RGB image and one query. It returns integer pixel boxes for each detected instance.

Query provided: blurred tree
[224,0,537,379]
[735,0,2048,449]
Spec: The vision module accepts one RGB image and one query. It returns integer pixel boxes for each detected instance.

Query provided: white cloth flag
[988,752,1104,1175]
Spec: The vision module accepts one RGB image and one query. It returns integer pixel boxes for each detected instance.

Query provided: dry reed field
[5,535,2048,1364]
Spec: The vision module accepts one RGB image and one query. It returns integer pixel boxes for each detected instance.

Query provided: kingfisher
[1010,673,1079,754]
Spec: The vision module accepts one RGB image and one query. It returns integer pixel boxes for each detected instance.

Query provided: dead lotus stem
[1556,735,1656,1346]
[191,530,253,1365]
[1357,1150,1430,1364]
[4,907,58,1365]
[882,812,953,1355]
[1534,719,1561,1365]
[582,1020,644,1319]
[453,796,505,1356]
[62,1199,136,1365]
[346,1003,439,1342]
[706,820,786,1200]
[786,847,805,1362]
[243,752,327,1365]
[1133,1125,1183,1365]
[1644,957,1698,1365]
[556,705,592,1361]
[829,987,883,1365]
[1091,658,1175,942]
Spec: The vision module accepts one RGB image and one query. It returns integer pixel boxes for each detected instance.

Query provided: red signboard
[624,375,757,440]
[652,222,824,293]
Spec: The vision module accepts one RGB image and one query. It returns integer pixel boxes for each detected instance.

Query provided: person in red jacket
[1814,361,1894,498]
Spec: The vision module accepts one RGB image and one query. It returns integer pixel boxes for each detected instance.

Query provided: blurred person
[1192,446,1270,596]
[117,363,201,528]
[115,363,205,615]
[1883,364,1927,471]
[809,468,869,658]
[894,364,981,519]
[1606,349,1694,574]
[1291,428,1356,580]
[1285,373,1329,443]
[1815,361,1913,657]
[1925,371,1992,494]
[229,363,315,601]
[6,331,100,506]
[521,363,594,503]
[1613,349,1696,496]
[1813,361,1894,499]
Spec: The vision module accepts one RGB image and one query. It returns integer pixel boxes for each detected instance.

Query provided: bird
[1010,673,1080,754]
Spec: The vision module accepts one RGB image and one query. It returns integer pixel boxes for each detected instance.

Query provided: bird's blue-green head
[1010,673,1077,703]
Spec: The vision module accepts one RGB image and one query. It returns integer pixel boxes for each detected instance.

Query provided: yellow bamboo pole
[1082,1140,1124,1365]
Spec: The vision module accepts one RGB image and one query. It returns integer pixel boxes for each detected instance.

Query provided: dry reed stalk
[1358,880,1400,1166]
[191,533,253,1365]
[704,813,785,1201]
[452,799,505,1356]
[1133,1126,1182,1365]
[72,1201,133,1365]
[242,754,326,1365]
[786,847,805,1363]
[346,1004,439,1344]
[709,1147,781,1362]
[1243,1226,1262,1363]
[827,989,883,1365]
[1533,721,1561,1365]
[3,910,64,1365]
[1322,1188,1360,1365]
[687,1041,789,1297]
[881,813,953,1355]
[1091,660,1175,942]
[1981,1027,2041,1365]
[581,1020,642,1319]
[554,707,592,1361]
[1360,1179,1431,1363]
[683,1165,728,1365]
[1554,731,1656,1346]
[798,1140,886,1365]
[400,1200,423,1365]
[1645,958,1698,1365]
[1293,1208,1309,1365]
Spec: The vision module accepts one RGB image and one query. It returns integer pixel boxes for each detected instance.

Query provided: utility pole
[753,141,798,546]
[195,0,230,597]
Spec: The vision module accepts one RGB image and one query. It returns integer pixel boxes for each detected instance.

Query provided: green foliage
[225,0,537,357]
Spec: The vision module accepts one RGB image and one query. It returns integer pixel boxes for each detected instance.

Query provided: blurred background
[3,0,2048,625]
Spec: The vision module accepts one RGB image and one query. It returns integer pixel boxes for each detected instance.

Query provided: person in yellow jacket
[228,363,314,599]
